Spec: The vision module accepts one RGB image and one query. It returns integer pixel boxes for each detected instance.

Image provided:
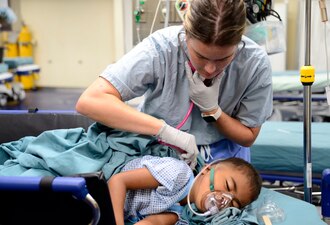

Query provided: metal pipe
[305,0,311,65]
[303,0,312,203]
[303,85,312,203]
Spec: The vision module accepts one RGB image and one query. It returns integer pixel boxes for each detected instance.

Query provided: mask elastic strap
[186,165,213,217]
[210,167,215,192]
[187,159,223,217]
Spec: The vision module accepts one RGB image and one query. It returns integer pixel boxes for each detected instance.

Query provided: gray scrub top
[100,25,273,145]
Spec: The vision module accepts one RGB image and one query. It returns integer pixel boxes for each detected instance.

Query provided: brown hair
[183,0,246,46]
[217,157,262,204]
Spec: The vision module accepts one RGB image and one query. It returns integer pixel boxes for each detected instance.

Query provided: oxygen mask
[202,191,233,215]
[187,163,235,217]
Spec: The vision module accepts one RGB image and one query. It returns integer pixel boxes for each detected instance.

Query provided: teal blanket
[0,122,182,179]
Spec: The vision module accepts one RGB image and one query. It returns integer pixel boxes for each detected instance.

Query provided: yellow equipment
[18,25,33,57]
[5,42,19,58]
[15,64,40,90]
[300,65,315,85]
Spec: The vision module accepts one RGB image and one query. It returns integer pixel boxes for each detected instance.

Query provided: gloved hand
[185,62,222,112]
[156,121,198,169]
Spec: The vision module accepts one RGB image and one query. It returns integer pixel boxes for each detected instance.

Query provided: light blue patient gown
[121,155,194,223]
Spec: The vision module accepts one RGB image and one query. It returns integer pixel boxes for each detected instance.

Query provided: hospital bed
[251,120,330,223]
[271,70,330,122]
[0,110,328,225]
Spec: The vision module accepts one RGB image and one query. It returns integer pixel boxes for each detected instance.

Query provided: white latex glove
[185,62,222,112]
[156,122,198,169]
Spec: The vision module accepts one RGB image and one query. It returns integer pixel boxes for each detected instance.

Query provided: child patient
[108,156,262,225]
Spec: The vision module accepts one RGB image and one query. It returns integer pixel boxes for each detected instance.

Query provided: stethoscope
[176,31,195,130]
[157,33,193,149]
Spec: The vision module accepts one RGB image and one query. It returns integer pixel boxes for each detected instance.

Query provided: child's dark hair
[219,157,262,203]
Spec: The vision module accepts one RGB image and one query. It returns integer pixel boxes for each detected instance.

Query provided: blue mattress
[255,188,325,225]
[251,121,330,175]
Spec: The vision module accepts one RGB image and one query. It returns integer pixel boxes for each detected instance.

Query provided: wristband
[201,107,222,123]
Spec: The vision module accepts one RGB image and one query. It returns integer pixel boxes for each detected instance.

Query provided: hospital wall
[8,0,318,88]
[10,0,125,88]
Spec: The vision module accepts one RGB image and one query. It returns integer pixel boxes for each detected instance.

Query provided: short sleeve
[236,55,273,127]
[122,155,194,217]
[100,38,158,101]
[140,156,193,191]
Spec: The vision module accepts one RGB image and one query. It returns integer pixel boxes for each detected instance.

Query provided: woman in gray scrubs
[76,0,273,168]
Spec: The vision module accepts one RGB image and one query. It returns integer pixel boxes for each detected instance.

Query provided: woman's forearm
[215,112,261,147]
[76,77,163,135]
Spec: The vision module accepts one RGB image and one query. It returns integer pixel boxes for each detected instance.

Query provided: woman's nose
[204,61,217,74]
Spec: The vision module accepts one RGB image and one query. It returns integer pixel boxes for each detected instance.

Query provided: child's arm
[108,167,161,225]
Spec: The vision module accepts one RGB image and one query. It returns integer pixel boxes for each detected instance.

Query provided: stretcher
[251,121,330,176]
[251,121,330,223]
[0,110,327,225]
[271,70,330,122]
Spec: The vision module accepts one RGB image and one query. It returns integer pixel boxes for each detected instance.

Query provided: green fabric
[180,203,257,225]
[0,122,203,179]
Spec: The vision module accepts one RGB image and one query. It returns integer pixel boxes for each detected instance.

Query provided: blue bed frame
[0,110,115,225]
[0,171,116,225]
[0,176,100,225]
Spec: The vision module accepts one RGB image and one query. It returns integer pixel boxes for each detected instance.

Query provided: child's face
[193,164,252,212]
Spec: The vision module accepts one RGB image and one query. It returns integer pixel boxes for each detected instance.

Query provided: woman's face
[193,164,252,212]
[186,37,237,79]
